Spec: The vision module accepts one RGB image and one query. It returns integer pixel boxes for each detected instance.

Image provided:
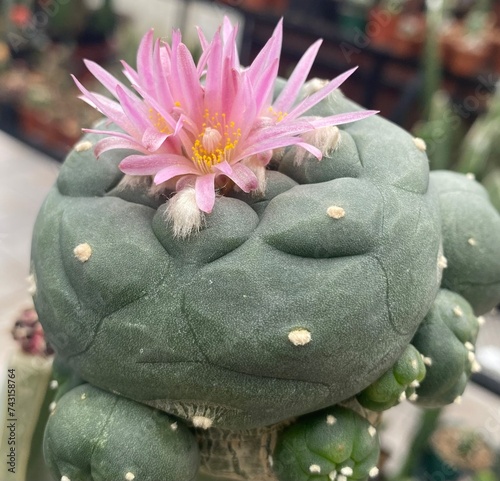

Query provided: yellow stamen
[191,110,241,172]
[268,106,288,122]
[148,108,171,134]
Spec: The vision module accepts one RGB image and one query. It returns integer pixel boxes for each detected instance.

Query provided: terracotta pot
[367,7,401,49]
[18,106,77,156]
[489,29,500,74]
[392,13,426,57]
[439,20,464,65]
[447,36,493,77]
[222,0,289,14]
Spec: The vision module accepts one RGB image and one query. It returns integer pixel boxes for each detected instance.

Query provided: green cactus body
[273,406,380,481]
[431,170,500,314]
[44,384,200,481]
[31,91,443,431]
[412,289,480,407]
[356,344,426,411]
[482,169,500,213]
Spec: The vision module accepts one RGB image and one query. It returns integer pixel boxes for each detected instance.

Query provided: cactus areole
[32,17,500,481]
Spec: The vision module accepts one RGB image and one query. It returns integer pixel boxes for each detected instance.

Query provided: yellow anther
[191,111,241,172]
[268,106,288,122]
[148,109,171,134]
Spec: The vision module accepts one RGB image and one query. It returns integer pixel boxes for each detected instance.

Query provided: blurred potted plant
[2,0,43,62]
[412,0,500,212]
[456,80,500,210]
[17,44,102,157]
[40,0,118,73]
[366,0,426,57]
[0,308,54,481]
[425,425,495,479]
[441,0,496,77]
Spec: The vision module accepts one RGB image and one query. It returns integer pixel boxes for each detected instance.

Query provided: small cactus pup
[30,17,500,481]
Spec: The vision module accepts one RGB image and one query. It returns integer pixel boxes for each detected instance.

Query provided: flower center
[191,111,241,172]
[202,127,222,153]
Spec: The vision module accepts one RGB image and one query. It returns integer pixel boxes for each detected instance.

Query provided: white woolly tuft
[251,164,268,195]
[115,174,152,191]
[165,188,205,239]
[245,153,271,195]
[149,180,174,198]
[301,78,329,97]
[270,147,286,165]
[294,126,341,166]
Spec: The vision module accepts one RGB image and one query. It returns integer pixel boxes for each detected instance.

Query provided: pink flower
[74,17,376,236]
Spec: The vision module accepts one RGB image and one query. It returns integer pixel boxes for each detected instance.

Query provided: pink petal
[240,136,306,159]
[82,128,133,139]
[222,16,236,42]
[214,160,232,176]
[229,72,256,137]
[72,76,136,135]
[196,26,209,51]
[296,142,323,160]
[154,162,201,185]
[94,136,146,158]
[306,110,379,129]
[222,17,240,69]
[288,67,359,119]
[205,30,223,115]
[129,82,178,131]
[253,57,280,114]
[195,173,216,213]
[219,66,242,119]
[84,59,132,98]
[115,85,150,135]
[246,118,317,144]
[171,29,182,53]
[142,127,169,151]
[121,60,140,85]
[247,18,282,85]
[152,39,175,107]
[196,46,211,77]
[171,43,203,119]
[272,39,323,113]
[216,161,258,192]
[136,29,155,88]
[176,174,196,191]
[120,153,189,176]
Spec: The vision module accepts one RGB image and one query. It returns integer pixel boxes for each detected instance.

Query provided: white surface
[0,132,59,371]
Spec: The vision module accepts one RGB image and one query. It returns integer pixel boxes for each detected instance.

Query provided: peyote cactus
[30,18,500,481]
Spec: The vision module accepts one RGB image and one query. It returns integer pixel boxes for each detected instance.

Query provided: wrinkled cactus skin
[31,91,443,431]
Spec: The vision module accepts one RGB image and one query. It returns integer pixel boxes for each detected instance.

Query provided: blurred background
[1,1,500,480]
